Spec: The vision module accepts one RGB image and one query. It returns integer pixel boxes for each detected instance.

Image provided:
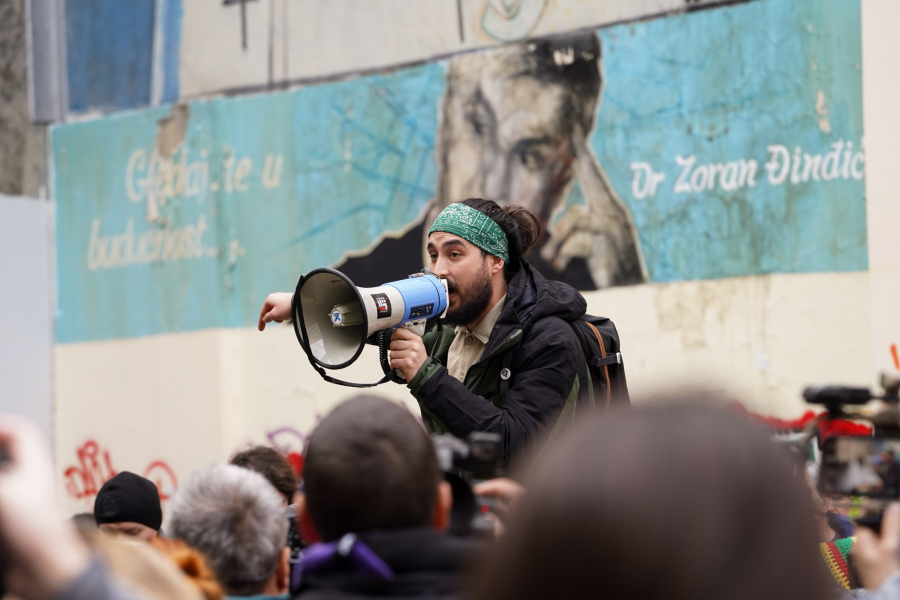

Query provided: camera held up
[804,373,900,533]
[433,432,504,537]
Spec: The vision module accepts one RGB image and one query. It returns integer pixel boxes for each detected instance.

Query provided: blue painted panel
[51,64,445,342]
[590,0,866,282]
[66,0,156,113]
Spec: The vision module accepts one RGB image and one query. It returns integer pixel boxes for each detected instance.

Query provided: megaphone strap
[292,276,401,388]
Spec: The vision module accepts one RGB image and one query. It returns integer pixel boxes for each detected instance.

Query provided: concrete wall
[48,0,728,114]
[0,0,45,197]
[179,0,724,97]
[862,0,900,383]
[0,195,54,441]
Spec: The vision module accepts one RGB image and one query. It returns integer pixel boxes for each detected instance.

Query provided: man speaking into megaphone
[259,199,589,468]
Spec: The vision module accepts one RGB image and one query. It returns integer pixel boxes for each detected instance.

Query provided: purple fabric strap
[292,533,394,590]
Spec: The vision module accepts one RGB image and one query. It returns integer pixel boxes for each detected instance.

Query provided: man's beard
[444,263,494,327]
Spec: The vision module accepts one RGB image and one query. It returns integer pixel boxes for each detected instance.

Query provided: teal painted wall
[593,0,865,282]
[53,65,444,342]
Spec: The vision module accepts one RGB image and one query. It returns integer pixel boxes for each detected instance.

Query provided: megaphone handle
[391,320,428,381]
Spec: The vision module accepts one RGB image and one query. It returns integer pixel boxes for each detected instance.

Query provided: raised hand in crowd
[473,477,525,537]
[855,503,900,593]
[473,477,525,513]
[0,416,92,600]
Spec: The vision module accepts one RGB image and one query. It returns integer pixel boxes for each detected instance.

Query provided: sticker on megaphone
[294,268,448,370]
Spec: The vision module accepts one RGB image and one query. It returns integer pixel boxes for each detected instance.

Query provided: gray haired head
[169,463,288,595]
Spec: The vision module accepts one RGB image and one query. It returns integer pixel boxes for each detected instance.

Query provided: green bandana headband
[428,203,510,264]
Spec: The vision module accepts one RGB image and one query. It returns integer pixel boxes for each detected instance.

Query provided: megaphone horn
[292,269,448,387]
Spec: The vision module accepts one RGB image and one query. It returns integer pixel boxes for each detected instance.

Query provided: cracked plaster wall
[0,0,45,198]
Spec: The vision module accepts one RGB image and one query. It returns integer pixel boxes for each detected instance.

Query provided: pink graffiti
[63,440,177,507]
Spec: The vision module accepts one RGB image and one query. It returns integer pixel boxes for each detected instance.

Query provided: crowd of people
[2,394,900,600]
[3,201,898,598]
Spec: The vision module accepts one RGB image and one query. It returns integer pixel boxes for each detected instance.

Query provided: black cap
[94,471,162,531]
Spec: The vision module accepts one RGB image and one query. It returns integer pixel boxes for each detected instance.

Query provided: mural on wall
[51,0,865,344]
[340,31,645,291]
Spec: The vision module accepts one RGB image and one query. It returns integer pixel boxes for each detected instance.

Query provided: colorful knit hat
[820,536,855,590]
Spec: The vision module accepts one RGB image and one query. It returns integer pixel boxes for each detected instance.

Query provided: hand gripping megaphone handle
[292,274,401,388]
[389,319,429,382]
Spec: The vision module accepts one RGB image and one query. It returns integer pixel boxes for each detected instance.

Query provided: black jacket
[292,528,479,600]
[407,261,589,468]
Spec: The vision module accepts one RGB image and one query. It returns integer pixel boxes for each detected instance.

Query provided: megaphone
[291,268,448,387]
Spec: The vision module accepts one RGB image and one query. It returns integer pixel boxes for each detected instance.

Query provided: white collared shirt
[446,295,506,383]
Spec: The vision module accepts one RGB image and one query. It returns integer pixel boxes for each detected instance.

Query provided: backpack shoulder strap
[584,322,611,409]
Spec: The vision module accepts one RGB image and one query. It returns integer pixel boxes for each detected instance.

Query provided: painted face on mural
[436,36,600,226]
[428,33,646,291]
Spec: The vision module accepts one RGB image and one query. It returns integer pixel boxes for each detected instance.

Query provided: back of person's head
[168,463,288,596]
[302,395,442,542]
[71,511,98,535]
[94,471,163,534]
[459,198,542,279]
[229,445,299,505]
[151,537,224,600]
[472,402,837,600]
[87,532,207,600]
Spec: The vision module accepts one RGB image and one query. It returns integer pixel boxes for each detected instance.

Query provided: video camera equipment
[433,432,504,537]
[803,373,900,533]
[291,269,448,387]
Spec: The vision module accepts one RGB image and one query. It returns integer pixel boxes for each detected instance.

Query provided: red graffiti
[63,440,177,507]
[64,440,116,500]
[891,343,899,371]
[143,461,178,502]
[284,452,304,476]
